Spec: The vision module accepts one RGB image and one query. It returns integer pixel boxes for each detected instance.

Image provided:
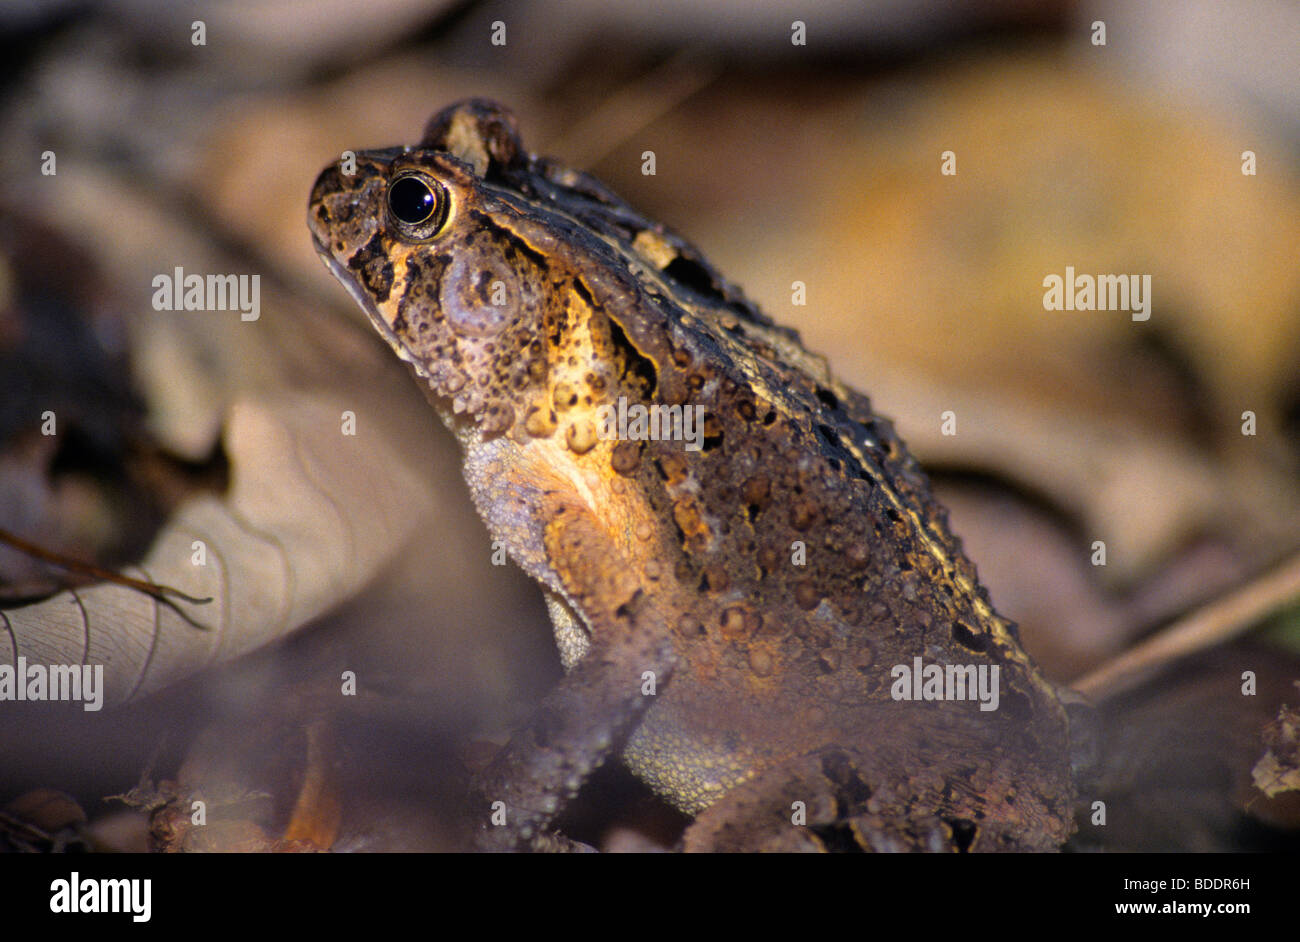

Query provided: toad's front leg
[473,498,676,852]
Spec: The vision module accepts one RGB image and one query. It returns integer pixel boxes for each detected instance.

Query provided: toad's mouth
[311,231,433,383]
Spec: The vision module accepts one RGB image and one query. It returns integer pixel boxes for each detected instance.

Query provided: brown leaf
[1253,690,1300,799]
[3,390,435,706]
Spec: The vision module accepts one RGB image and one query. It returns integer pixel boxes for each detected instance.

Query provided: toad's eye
[387,173,449,238]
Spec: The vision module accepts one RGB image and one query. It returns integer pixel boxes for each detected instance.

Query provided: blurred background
[0,0,1297,852]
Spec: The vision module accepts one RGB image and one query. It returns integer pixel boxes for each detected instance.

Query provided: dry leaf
[1253,693,1300,799]
[2,390,435,706]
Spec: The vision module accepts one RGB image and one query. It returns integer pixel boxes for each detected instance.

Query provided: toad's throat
[313,233,433,382]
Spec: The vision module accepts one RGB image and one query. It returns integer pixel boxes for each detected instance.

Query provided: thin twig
[1074,550,1300,701]
[0,526,212,606]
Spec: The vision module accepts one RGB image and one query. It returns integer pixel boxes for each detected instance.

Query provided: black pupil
[389,176,436,224]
